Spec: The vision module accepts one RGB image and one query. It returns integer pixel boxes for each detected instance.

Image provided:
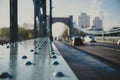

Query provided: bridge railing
[95,36,120,43]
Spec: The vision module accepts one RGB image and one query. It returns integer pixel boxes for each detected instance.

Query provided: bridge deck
[0,38,78,80]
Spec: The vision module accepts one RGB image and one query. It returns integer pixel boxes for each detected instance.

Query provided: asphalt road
[54,41,120,80]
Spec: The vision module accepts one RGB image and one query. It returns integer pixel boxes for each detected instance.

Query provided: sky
[0,0,120,35]
[52,0,120,31]
[0,0,34,27]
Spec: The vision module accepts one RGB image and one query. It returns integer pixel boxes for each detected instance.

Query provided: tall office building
[78,13,90,29]
[93,17,103,31]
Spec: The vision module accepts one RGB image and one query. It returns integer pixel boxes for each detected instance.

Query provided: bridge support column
[69,16,74,37]
[49,0,53,41]
[42,0,47,37]
[34,1,38,38]
[10,0,18,42]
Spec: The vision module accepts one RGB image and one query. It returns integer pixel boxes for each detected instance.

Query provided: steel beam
[49,0,53,40]
[34,0,38,38]
[39,0,47,37]
[10,0,18,42]
[33,0,47,37]
[42,0,47,37]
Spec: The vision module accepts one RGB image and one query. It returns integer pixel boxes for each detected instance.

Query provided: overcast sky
[52,0,120,30]
[0,0,120,31]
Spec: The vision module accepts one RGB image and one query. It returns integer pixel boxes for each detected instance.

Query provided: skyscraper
[78,13,90,29]
[93,17,103,31]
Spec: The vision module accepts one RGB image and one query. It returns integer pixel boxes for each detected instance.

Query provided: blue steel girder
[33,0,47,37]
[33,0,46,24]
[10,0,18,42]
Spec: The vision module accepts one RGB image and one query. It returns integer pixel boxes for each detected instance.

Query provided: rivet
[25,61,32,65]
[34,52,39,54]
[30,49,34,52]
[50,55,57,59]
[0,72,13,79]
[53,71,65,77]
[22,56,27,59]
[53,61,59,65]
[6,45,9,48]
[51,51,55,54]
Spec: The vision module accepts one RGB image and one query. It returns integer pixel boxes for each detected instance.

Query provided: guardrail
[95,36,120,43]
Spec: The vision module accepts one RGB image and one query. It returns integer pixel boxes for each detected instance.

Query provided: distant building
[92,17,103,31]
[78,13,90,29]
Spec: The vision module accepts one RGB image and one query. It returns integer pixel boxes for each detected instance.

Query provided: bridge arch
[52,16,74,37]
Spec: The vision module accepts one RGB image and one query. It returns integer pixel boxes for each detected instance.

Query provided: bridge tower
[33,0,47,38]
[52,16,74,38]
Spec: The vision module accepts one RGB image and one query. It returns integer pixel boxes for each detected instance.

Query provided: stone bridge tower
[52,16,74,37]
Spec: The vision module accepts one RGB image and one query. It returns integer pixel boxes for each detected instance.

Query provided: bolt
[53,61,59,65]
[51,51,55,54]
[53,71,65,77]
[30,49,34,52]
[50,55,57,59]
[34,52,39,54]
[0,72,13,79]
[25,61,32,66]
[6,45,9,48]
[22,56,27,59]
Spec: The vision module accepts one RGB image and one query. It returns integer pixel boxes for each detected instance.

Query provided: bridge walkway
[0,37,78,80]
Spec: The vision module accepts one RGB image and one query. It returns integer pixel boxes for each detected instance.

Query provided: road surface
[54,41,120,80]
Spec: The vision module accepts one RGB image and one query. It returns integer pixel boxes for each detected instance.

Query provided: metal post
[39,8,44,37]
[69,16,74,37]
[49,0,53,41]
[10,0,18,42]
[42,0,47,37]
[34,0,37,38]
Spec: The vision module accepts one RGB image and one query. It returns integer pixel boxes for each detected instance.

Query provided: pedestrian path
[0,38,78,80]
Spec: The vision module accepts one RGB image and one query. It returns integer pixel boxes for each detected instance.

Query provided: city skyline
[93,17,103,31]
[78,12,103,31]
[77,12,106,31]
[0,0,120,31]
[78,12,90,29]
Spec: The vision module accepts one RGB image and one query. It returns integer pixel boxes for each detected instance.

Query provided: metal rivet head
[34,52,38,54]
[50,55,57,59]
[25,61,32,65]
[53,71,65,77]
[53,55,57,59]
[53,61,59,65]
[51,51,55,54]
[30,49,34,52]
[0,72,13,79]
[6,45,9,48]
[22,56,27,59]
